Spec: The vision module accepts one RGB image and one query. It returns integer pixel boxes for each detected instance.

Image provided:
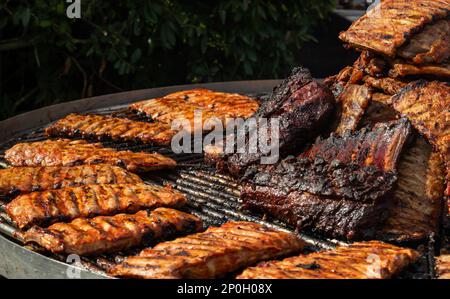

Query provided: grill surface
[0,81,438,279]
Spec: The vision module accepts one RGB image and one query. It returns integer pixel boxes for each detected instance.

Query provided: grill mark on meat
[339,0,450,58]
[205,67,335,177]
[45,114,177,146]
[5,183,187,229]
[4,139,176,172]
[0,164,142,199]
[22,208,202,256]
[237,241,419,279]
[363,76,410,95]
[108,221,305,279]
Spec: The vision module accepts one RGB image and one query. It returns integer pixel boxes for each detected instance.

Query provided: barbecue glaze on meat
[6,184,187,229]
[437,255,450,279]
[0,164,142,198]
[241,119,412,240]
[23,208,203,256]
[237,241,419,279]
[205,67,335,177]
[389,62,450,79]
[45,114,176,145]
[129,89,259,129]
[339,0,450,58]
[109,221,305,279]
[4,139,176,172]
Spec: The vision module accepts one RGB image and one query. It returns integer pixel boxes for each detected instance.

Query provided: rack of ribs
[205,67,335,177]
[6,183,187,229]
[241,119,412,240]
[129,89,260,128]
[236,241,419,279]
[108,221,305,279]
[22,208,203,256]
[45,114,176,146]
[0,164,143,198]
[4,139,176,172]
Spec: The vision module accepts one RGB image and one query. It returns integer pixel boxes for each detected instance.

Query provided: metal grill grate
[0,98,437,279]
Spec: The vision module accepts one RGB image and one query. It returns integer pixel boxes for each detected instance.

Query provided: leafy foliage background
[0,0,335,119]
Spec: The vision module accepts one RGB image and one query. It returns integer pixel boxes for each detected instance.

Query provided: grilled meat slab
[339,0,450,58]
[6,184,187,229]
[23,208,202,256]
[129,89,259,128]
[241,119,411,240]
[392,81,450,179]
[205,67,335,177]
[237,241,419,279]
[45,114,176,146]
[437,255,450,279]
[363,76,409,96]
[389,62,450,78]
[4,139,176,172]
[109,221,305,279]
[0,164,142,198]
[335,84,372,135]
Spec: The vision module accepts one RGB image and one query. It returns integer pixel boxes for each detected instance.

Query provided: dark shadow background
[0,1,357,120]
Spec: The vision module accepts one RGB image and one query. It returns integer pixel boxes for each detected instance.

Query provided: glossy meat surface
[237,241,419,279]
[109,221,305,279]
[0,164,142,198]
[23,208,202,256]
[4,139,176,172]
[45,114,176,146]
[6,183,187,229]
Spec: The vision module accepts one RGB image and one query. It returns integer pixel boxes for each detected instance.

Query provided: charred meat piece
[237,241,419,279]
[379,140,445,242]
[398,19,450,65]
[0,164,142,198]
[45,114,176,146]
[4,139,176,172]
[392,81,450,179]
[241,119,411,240]
[22,208,202,256]
[437,255,450,279]
[363,76,409,96]
[389,62,450,79]
[339,0,450,58]
[335,84,372,135]
[6,184,187,229]
[109,221,305,279]
[129,89,259,128]
[205,67,335,177]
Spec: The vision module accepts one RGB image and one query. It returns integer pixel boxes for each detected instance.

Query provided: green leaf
[131,48,142,63]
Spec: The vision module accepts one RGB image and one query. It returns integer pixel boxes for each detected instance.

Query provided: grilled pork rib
[241,119,412,239]
[4,139,176,172]
[0,164,142,198]
[45,114,176,146]
[129,89,259,128]
[109,221,305,279]
[237,241,419,279]
[6,184,187,229]
[23,208,203,256]
[339,0,450,59]
[205,67,335,177]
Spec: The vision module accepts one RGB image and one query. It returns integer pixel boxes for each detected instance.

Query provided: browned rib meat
[129,89,259,128]
[237,241,419,279]
[0,164,142,198]
[378,138,445,242]
[437,255,450,279]
[363,76,409,95]
[109,221,305,279]
[4,139,176,172]
[45,114,176,146]
[335,84,372,135]
[6,184,187,229]
[398,19,450,65]
[339,0,450,58]
[23,208,202,256]
[392,81,450,175]
[389,62,450,78]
